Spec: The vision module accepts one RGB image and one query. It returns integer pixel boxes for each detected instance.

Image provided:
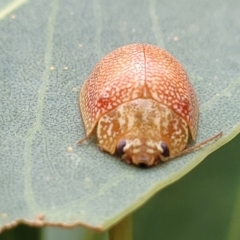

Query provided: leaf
[0,0,239,233]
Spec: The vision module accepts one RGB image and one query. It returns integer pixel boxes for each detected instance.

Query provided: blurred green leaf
[0,0,239,233]
[134,134,240,240]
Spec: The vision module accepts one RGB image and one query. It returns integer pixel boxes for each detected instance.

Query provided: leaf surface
[0,0,239,232]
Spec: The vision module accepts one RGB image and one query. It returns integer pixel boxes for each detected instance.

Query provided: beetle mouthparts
[122,152,156,167]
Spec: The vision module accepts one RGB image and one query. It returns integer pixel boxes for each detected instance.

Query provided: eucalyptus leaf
[0,0,240,233]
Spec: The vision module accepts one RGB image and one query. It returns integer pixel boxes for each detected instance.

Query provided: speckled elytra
[78,43,222,167]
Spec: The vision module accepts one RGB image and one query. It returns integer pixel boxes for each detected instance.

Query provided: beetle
[78,43,222,167]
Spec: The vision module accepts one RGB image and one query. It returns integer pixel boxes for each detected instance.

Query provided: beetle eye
[117,140,126,155]
[160,141,170,157]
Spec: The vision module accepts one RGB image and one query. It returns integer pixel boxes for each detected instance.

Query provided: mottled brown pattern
[80,44,145,136]
[97,99,189,157]
[143,44,198,140]
[79,43,199,165]
[79,43,198,141]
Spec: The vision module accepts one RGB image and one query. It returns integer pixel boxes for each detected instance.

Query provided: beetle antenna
[77,137,88,145]
[164,132,223,161]
[77,132,94,145]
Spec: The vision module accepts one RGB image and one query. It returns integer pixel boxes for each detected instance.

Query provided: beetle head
[117,138,170,167]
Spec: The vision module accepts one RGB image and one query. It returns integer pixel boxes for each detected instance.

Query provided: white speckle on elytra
[132,92,139,99]
[105,86,111,91]
[107,104,112,110]
[126,83,132,88]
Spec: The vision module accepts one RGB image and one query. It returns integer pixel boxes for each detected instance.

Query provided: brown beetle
[78,44,222,166]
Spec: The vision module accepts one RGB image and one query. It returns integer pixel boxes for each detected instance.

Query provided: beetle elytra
[78,44,222,167]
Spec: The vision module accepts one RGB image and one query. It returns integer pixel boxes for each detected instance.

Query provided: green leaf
[134,135,240,240]
[0,0,239,233]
